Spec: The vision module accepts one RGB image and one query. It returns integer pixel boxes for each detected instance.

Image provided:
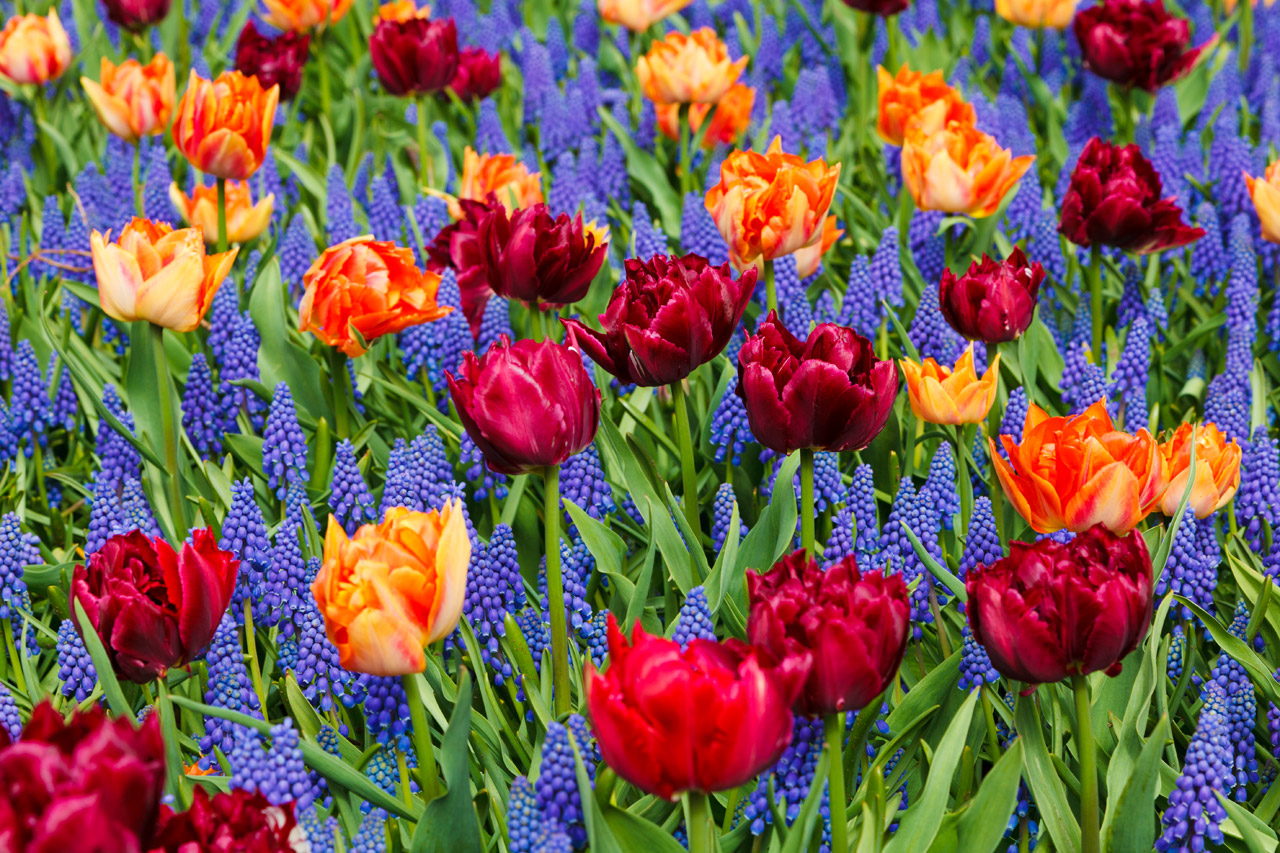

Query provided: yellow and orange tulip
[312,502,471,676]
[598,0,691,32]
[1157,422,1242,518]
[0,9,73,86]
[456,147,543,216]
[637,28,747,105]
[169,181,275,245]
[375,0,430,21]
[900,345,999,425]
[1245,162,1280,245]
[991,400,1167,534]
[173,70,279,181]
[902,121,1034,218]
[82,54,176,143]
[261,0,355,30]
[90,217,237,333]
[655,83,756,149]
[995,0,1076,28]
[794,215,842,279]
[704,136,841,272]
[876,66,975,146]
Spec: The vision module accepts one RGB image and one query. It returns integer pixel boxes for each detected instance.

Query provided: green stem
[157,679,188,806]
[763,258,777,314]
[544,465,570,715]
[1072,674,1101,853]
[954,424,974,541]
[151,324,185,534]
[677,103,691,198]
[825,712,849,853]
[984,423,1005,544]
[417,94,432,188]
[1088,244,1103,362]
[30,90,57,190]
[801,447,815,557]
[683,790,714,853]
[980,687,1004,761]
[243,599,267,712]
[2,618,25,694]
[402,673,442,801]
[1240,0,1253,74]
[327,348,352,439]
[316,35,331,128]
[845,691,885,789]
[216,177,228,255]
[671,380,703,560]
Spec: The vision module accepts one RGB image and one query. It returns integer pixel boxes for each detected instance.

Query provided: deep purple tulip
[234,21,311,102]
[101,0,170,31]
[1074,0,1215,92]
[939,247,1045,343]
[150,788,306,852]
[448,46,502,101]
[370,15,460,96]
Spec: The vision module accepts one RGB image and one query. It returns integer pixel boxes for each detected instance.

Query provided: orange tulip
[900,344,999,425]
[903,121,1034,218]
[299,236,452,357]
[173,70,279,180]
[876,65,975,146]
[375,0,430,21]
[598,0,691,32]
[455,147,543,217]
[90,217,237,333]
[261,0,355,30]
[996,0,1077,28]
[0,9,73,85]
[793,215,842,279]
[312,502,471,676]
[704,136,841,272]
[655,83,755,149]
[169,181,275,245]
[1157,422,1242,518]
[637,28,747,105]
[991,400,1167,534]
[81,54,176,143]
[1244,161,1280,245]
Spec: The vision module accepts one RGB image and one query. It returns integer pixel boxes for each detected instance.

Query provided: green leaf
[955,739,1025,853]
[1101,715,1170,853]
[1174,597,1280,707]
[564,499,627,580]
[728,453,800,621]
[780,747,832,853]
[411,671,482,853]
[1218,792,1280,853]
[1015,692,1081,853]
[598,108,681,240]
[248,259,330,421]
[886,651,960,731]
[72,598,131,717]
[899,521,967,603]
[600,806,688,853]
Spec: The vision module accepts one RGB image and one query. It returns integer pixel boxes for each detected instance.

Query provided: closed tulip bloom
[261,0,355,30]
[299,236,452,357]
[449,46,502,101]
[313,502,471,676]
[967,525,1153,685]
[839,0,910,15]
[598,0,692,31]
[173,69,279,180]
[876,65,976,147]
[81,54,176,143]
[902,121,1034,218]
[376,0,431,20]
[939,247,1044,342]
[748,552,909,716]
[637,28,747,105]
[449,336,600,475]
[563,253,758,387]
[996,0,1076,28]
[91,217,238,333]
[991,400,1167,534]
[705,137,841,272]
[1245,161,1280,244]
[793,214,842,278]
[101,0,171,31]
[455,147,542,217]
[901,344,1000,425]
[1059,137,1203,253]
[234,21,311,101]
[0,10,73,86]
[150,789,308,853]
[72,529,239,683]
[1157,422,1242,518]
[371,16,460,96]
[655,83,756,149]
[737,311,898,454]
[170,180,275,245]
[586,613,804,800]
[1074,0,1214,92]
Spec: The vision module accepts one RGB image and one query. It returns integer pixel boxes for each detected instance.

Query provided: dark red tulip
[71,528,239,683]
[586,613,805,800]
[1059,137,1204,254]
[447,336,601,476]
[748,552,909,716]
[428,195,608,335]
[370,16,460,96]
[1073,0,1215,92]
[448,46,502,101]
[838,0,910,15]
[149,788,306,852]
[966,525,1154,686]
[234,21,311,102]
[0,701,165,852]
[939,247,1045,343]
[735,311,898,455]
[562,253,757,387]
[101,0,170,31]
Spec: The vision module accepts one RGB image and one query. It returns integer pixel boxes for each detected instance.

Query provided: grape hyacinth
[672,586,716,648]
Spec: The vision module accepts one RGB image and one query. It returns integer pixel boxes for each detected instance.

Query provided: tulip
[455,147,543,217]
[173,70,280,181]
[150,788,309,852]
[1059,137,1203,253]
[0,10,73,86]
[1157,422,1242,518]
[449,46,502,101]
[72,529,239,682]
[90,217,238,333]
[447,336,601,476]
[939,247,1045,343]
[101,0,170,31]
[598,0,692,31]
[586,613,804,800]
[170,180,275,245]
[234,21,311,101]
[876,66,976,147]
[1245,161,1280,245]
[313,501,471,676]
[736,311,898,455]
[901,344,1000,425]
[996,0,1076,27]
[261,0,355,31]
[655,83,756,149]
[704,137,842,273]
[902,120,1034,218]
[81,55,176,144]
[838,0,910,14]
[793,214,842,279]
[376,0,431,20]
[371,16,460,97]
[637,28,747,105]
[0,702,166,851]
[991,400,1167,534]
[563,254,757,387]
[298,236,452,358]
[1073,0,1214,92]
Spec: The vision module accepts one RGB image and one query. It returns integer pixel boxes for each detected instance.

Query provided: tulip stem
[1088,244,1103,362]
[825,712,849,853]
[955,423,974,541]
[316,35,332,129]
[216,177,228,257]
[677,103,691,197]
[682,790,714,853]
[151,324,186,536]
[417,95,432,189]
[1072,674,1101,853]
[763,258,777,313]
[243,599,267,713]
[402,673,442,802]
[671,380,703,558]
[544,464,571,716]
[1,618,25,694]
[327,348,352,439]
[800,447,816,557]
[980,687,1004,761]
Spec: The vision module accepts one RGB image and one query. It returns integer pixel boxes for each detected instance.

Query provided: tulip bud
[81,54,177,143]
[900,344,1001,425]
[449,46,502,101]
[173,70,280,181]
[234,21,311,101]
[938,247,1044,343]
[0,10,73,86]
[1157,422,1242,518]
[370,16,460,96]
[1073,0,1215,92]
[637,28,747,105]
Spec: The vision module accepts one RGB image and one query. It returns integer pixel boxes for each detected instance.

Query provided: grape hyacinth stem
[672,380,703,559]
[825,711,849,853]
[403,672,442,802]
[1072,674,1101,853]
[544,464,571,715]
[151,323,185,535]
[801,447,815,557]
[683,790,714,853]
